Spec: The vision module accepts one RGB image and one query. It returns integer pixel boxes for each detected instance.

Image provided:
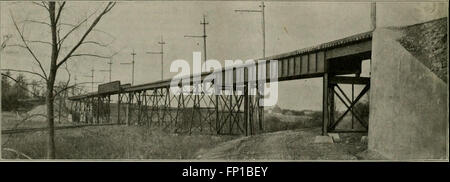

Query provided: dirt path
[196,128,366,160]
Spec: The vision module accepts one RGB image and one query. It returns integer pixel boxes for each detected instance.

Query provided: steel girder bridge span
[68,31,372,136]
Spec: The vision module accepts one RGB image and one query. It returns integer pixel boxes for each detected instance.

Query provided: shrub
[353,101,369,124]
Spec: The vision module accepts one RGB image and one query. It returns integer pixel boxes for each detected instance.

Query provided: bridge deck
[69,31,372,100]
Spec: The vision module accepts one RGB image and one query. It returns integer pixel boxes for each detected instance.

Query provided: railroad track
[1,123,120,135]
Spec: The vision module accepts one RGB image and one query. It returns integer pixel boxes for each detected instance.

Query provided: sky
[1,1,448,111]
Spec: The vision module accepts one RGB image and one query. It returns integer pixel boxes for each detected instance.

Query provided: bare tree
[5,1,116,159]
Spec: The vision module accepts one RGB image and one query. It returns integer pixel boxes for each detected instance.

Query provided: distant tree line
[1,71,44,111]
[271,105,317,116]
[270,101,370,121]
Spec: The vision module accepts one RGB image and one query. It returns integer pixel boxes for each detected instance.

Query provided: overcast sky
[1,1,447,111]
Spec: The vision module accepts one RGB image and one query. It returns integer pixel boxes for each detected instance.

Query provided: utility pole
[100,58,113,82]
[83,67,101,92]
[185,14,209,64]
[370,2,376,30]
[236,1,266,133]
[235,1,266,58]
[120,49,136,85]
[147,35,166,80]
[73,75,77,96]
[131,50,136,85]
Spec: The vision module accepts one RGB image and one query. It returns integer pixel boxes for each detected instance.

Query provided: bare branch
[1,34,12,51]
[64,62,71,86]
[55,1,66,24]
[59,23,117,48]
[22,19,51,27]
[1,68,47,81]
[54,80,96,97]
[90,28,117,41]
[57,8,101,52]
[70,53,112,59]
[80,40,110,48]
[1,72,44,97]
[31,1,49,11]
[2,148,32,160]
[57,2,116,68]
[57,22,61,48]
[53,62,71,97]
[10,12,48,80]
[25,40,53,46]
[7,44,28,49]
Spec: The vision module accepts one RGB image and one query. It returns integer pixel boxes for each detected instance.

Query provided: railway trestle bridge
[69,31,372,136]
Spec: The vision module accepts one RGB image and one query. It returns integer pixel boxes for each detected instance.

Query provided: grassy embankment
[2,125,236,159]
[2,109,364,159]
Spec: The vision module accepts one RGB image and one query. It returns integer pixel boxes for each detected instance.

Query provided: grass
[2,111,321,159]
[2,110,366,160]
[264,112,322,132]
[1,111,72,130]
[1,125,237,159]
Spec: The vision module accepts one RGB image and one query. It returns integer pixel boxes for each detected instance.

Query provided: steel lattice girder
[323,75,370,134]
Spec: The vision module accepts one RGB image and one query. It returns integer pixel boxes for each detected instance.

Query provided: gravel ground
[196,127,368,160]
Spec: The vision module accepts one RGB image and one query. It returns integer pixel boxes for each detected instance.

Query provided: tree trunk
[47,2,57,159]
[46,88,56,159]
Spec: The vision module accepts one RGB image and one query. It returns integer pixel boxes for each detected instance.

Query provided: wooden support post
[58,95,62,124]
[244,68,249,136]
[329,84,335,129]
[215,94,219,134]
[143,91,148,126]
[84,99,88,124]
[126,93,131,126]
[229,94,233,134]
[137,91,142,125]
[108,95,111,123]
[81,100,84,123]
[351,83,354,129]
[97,97,100,124]
[89,99,92,124]
[164,87,170,127]
[322,72,329,136]
[91,97,94,124]
[118,93,121,124]
[258,83,264,133]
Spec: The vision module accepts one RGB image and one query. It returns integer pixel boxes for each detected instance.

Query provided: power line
[147,35,166,81]
[82,67,102,92]
[99,58,113,82]
[120,49,136,85]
